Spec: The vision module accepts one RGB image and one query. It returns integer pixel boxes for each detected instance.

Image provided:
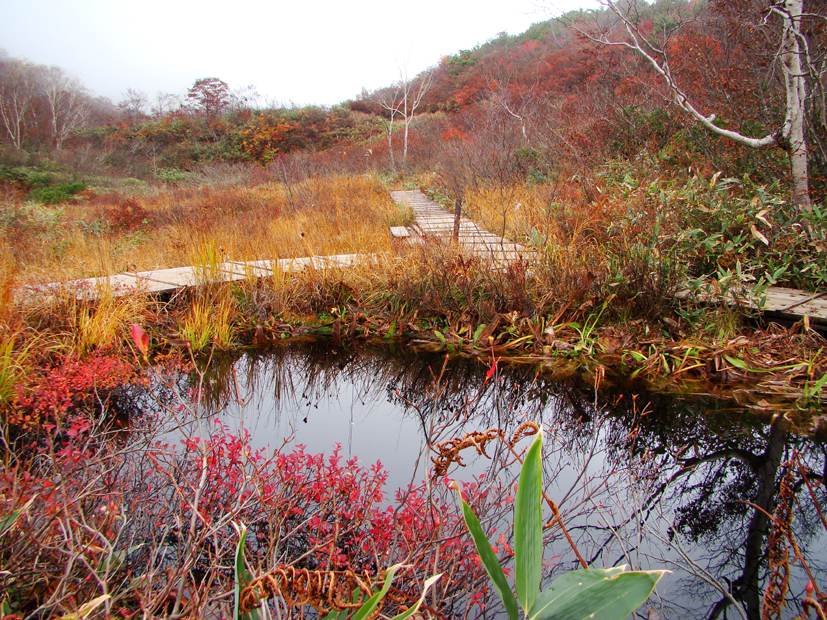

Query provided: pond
[122,340,826,620]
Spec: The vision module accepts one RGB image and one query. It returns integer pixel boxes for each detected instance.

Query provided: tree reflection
[124,341,826,619]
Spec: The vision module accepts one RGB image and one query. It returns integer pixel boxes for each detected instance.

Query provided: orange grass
[0,170,824,416]
[0,174,398,284]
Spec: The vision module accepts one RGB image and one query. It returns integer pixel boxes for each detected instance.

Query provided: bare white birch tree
[118,88,149,127]
[0,59,39,150]
[151,92,182,118]
[572,0,819,213]
[370,65,433,168]
[370,84,403,170]
[41,66,89,150]
[397,64,434,164]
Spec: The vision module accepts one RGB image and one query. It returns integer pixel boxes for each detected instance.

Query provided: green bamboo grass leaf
[721,355,802,374]
[389,573,443,620]
[0,496,35,536]
[515,430,544,614]
[233,523,262,620]
[455,486,519,620]
[351,563,404,620]
[528,567,666,620]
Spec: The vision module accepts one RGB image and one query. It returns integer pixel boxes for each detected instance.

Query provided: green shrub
[0,166,54,189]
[674,175,827,291]
[155,167,188,184]
[28,182,86,205]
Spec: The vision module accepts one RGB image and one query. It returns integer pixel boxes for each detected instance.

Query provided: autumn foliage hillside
[1,2,825,202]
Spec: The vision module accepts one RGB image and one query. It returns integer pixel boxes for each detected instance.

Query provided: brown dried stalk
[240,567,376,615]
[429,421,587,569]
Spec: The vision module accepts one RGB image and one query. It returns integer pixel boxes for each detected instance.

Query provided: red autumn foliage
[12,354,135,429]
[1,418,511,617]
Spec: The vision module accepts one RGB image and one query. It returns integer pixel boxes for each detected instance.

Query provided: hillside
[0,1,823,200]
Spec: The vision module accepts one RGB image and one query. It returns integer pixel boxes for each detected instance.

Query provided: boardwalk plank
[390,189,531,263]
[18,189,824,328]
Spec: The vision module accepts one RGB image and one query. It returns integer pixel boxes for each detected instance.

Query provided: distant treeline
[1,1,825,198]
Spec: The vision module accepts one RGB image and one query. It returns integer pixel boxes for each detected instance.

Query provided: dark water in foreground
[129,341,826,620]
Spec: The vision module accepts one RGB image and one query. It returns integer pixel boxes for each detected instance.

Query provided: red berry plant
[0,367,513,619]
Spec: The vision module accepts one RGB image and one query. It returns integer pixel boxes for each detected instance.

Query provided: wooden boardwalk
[21,190,527,302]
[390,190,529,262]
[17,188,827,330]
[745,287,827,330]
[20,255,360,301]
[391,190,827,328]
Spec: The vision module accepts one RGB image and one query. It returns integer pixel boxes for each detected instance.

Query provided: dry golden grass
[0,172,406,363]
[0,174,398,285]
[461,183,608,251]
[71,290,149,356]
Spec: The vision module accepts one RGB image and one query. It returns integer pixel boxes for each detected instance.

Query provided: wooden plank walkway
[747,287,827,329]
[16,188,827,329]
[391,190,827,327]
[390,190,529,262]
[20,255,360,301]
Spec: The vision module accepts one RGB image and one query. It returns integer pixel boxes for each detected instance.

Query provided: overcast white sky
[0,0,597,107]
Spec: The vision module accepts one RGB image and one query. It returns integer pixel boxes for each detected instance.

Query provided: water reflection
[128,341,826,619]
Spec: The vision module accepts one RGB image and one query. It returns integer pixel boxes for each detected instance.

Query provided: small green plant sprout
[452,428,666,620]
[332,565,442,620]
[233,521,442,620]
[799,373,827,410]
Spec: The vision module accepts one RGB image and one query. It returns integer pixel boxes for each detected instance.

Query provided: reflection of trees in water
[122,342,826,619]
[576,389,827,620]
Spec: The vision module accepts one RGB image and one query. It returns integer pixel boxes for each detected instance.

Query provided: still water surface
[135,341,826,619]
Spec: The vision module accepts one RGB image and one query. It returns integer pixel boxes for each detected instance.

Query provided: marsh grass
[0,174,397,283]
[0,165,824,421]
[72,290,149,356]
[0,330,34,405]
[179,292,238,352]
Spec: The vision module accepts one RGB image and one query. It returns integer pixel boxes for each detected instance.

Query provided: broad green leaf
[389,573,443,620]
[473,324,487,343]
[721,355,803,374]
[0,496,35,536]
[233,524,262,620]
[528,567,666,620]
[723,354,750,370]
[515,431,544,614]
[351,563,404,620]
[457,491,519,620]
